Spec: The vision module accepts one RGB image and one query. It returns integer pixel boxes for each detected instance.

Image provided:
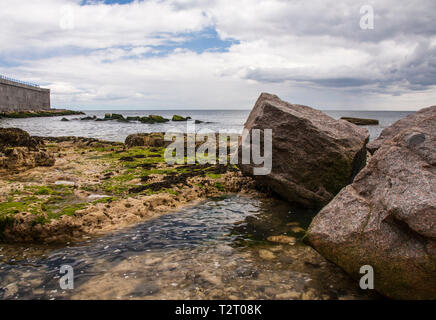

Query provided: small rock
[267,235,296,245]
[258,249,275,260]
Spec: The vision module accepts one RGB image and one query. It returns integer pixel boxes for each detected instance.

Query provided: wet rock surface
[308,107,436,299]
[340,117,379,125]
[237,93,369,208]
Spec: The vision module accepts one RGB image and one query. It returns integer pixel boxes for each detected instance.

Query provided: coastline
[0,109,84,119]
[0,136,261,243]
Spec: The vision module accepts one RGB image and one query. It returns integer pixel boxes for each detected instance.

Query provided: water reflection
[0,195,378,300]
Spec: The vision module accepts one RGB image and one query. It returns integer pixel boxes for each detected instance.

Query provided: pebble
[258,249,275,260]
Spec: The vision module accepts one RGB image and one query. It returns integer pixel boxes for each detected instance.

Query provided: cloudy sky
[0,0,435,110]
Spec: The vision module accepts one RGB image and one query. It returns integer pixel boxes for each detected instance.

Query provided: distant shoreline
[0,109,84,119]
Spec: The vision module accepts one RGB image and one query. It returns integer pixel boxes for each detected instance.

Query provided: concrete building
[0,75,50,111]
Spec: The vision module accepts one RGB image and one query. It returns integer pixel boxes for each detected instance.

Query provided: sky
[0,0,435,110]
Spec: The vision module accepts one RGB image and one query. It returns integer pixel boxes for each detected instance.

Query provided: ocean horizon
[0,109,412,142]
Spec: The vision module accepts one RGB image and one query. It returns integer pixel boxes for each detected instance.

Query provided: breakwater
[0,76,50,111]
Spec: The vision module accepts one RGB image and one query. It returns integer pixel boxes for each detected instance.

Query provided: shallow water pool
[0,195,378,300]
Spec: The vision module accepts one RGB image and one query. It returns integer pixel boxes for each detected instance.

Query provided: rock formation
[237,93,369,208]
[367,105,436,154]
[308,106,436,299]
[340,117,379,125]
[125,132,170,148]
[0,128,55,171]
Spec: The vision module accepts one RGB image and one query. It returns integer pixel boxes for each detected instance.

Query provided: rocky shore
[0,131,258,243]
[237,93,435,300]
[0,109,84,119]
[73,113,204,124]
[308,105,436,299]
[1,93,434,300]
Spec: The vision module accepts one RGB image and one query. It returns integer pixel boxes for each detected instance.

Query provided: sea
[0,110,413,142]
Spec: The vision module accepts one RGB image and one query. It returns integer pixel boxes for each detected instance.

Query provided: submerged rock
[237,93,369,208]
[0,109,84,119]
[308,107,436,299]
[172,115,191,121]
[148,115,169,123]
[80,116,97,121]
[340,117,379,125]
[110,113,125,121]
[138,115,170,124]
[126,116,141,121]
[367,105,436,154]
[267,235,296,245]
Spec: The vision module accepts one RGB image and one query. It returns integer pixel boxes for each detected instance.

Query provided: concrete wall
[0,78,50,111]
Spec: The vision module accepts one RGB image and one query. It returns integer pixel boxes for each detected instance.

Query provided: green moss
[30,202,88,226]
[126,116,141,121]
[58,203,88,217]
[24,184,74,196]
[92,196,117,204]
[172,115,190,121]
[206,173,221,179]
[0,201,30,215]
[164,188,179,195]
[0,110,84,118]
[148,115,169,123]
[137,187,179,196]
[213,182,225,192]
[102,184,129,195]
[110,113,124,120]
[25,185,56,195]
[111,173,136,183]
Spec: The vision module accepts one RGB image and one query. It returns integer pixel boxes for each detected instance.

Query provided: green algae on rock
[0,109,84,118]
[0,135,257,243]
[172,115,191,121]
[340,117,379,125]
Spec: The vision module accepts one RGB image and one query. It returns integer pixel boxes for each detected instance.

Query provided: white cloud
[0,0,435,110]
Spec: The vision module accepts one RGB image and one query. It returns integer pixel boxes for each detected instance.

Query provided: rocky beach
[0,93,435,300]
[0,131,256,243]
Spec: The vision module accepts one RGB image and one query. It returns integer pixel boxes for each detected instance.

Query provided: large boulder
[0,147,55,170]
[0,128,41,151]
[0,128,54,171]
[125,133,170,148]
[237,93,369,208]
[367,105,436,154]
[307,107,436,299]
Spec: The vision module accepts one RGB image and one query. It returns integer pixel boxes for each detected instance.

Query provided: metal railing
[0,74,40,88]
